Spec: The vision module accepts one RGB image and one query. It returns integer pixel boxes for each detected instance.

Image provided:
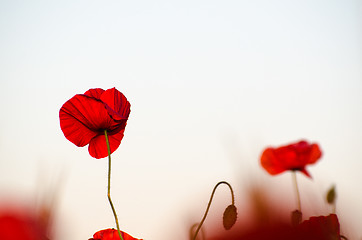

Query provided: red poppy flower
[296,214,341,240]
[210,214,341,240]
[260,140,322,178]
[89,228,142,240]
[207,185,345,240]
[59,88,131,159]
[0,206,49,240]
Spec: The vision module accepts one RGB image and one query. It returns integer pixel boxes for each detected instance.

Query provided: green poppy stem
[192,181,235,240]
[292,171,301,213]
[190,223,206,240]
[104,130,124,240]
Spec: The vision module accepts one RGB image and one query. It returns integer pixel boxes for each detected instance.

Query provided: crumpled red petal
[84,88,105,99]
[100,88,131,121]
[59,94,111,147]
[88,129,125,159]
[90,228,142,240]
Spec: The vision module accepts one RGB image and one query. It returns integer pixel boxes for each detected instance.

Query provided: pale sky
[0,0,361,239]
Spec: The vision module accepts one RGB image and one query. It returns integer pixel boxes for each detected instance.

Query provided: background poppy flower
[296,214,341,240]
[0,205,49,240]
[89,229,142,240]
[208,186,344,240]
[59,88,130,159]
[260,140,322,178]
[210,215,341,240]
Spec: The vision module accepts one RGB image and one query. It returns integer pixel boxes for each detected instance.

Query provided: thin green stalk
[190,223,205,240]
[292,171,301,213]
[104,130,124,240]
[193,181,235,240]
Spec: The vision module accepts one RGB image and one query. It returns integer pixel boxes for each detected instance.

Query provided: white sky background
[0,0,361,239]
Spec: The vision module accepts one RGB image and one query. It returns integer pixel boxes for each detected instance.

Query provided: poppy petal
[84,88,105,99]
[308,144,322,164]
[100,88,131,121]
[299,168,312,178]
[274,146,298,169]
[88,129,125,159]
[260,140,322,177]
[59,94,113,147]
[297,214,340,239]
[60,88,130,159]
[260,148,286,175]
[91,228,142,240]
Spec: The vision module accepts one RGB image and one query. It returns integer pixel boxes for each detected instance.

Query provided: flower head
[0,204,49,240]
[89,229,142,240]
[260,140,322,178]
[296,214,341,240]
[210,214,341,240]
[59,88,130,159]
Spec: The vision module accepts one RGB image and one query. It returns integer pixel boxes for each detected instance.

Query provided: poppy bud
[223,204,237,230]
[291,209,302,227]
[326,185,336,204]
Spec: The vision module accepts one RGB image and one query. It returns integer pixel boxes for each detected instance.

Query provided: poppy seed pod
[223,204,237,230]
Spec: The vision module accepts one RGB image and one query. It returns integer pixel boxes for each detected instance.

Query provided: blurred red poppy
[59,88,130,159]
[296,214,341,240]
[89,228,142,240]
[0,205,49,240]
[210,214,341,240]
[260,140,322,178]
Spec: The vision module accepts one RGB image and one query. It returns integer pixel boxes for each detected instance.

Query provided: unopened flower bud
[326,185,336,204]
[223,204,237,230]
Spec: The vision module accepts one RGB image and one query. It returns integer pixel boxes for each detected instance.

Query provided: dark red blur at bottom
[209,214,340,240]
[0,207,49,240]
